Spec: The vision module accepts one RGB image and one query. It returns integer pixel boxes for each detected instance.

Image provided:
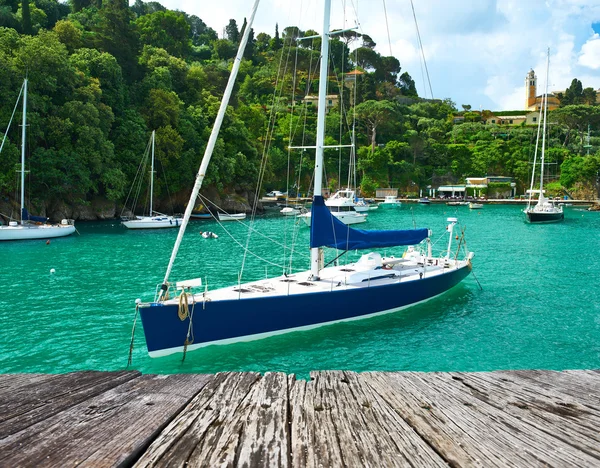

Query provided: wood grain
[1,369,599,467]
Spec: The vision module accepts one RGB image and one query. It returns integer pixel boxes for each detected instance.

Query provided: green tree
[21,0,31,34]
[93,0,139,81]
[225,18,239,43]
[143,88,181,128]
[355,100,397,151]
[54,19,83,51]
[270,23,281,50]
[135,10,190,57]
[186,14,216,46]
[398,72,417,96]
[582,87,597,106]
[559,78,583,106]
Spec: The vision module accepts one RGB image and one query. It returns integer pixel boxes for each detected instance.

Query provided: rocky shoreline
[0,185,262,223]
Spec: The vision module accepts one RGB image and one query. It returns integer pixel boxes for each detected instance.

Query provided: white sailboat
[121,131,181,229]
[0,79,76,241]
[133,0,474,358]
[524,49,563,224]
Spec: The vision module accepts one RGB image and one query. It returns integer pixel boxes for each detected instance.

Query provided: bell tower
[525,69,537,109]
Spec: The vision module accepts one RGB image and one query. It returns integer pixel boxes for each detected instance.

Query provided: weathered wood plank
[450,370,600,454]
[0,369,599,467]
[0,373,57,393]
[495,370,600,408]
[365,372,600,467]
[288,371,349,467]
[0,373,212,467]
[289,371,447,467]
[230,372,289,467]
[362,372,482,467]
[329,371,448,467]
[0,370,140,438]
[133,372,261,467]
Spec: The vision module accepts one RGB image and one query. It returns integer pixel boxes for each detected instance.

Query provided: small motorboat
[280,206,300,216]
[469,202,483,209]
[379,195,401,208]
[217,212,246,221]
[191,212,212,220]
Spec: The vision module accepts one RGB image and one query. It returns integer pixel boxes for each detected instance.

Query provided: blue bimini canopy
[22,207,48,223]
[310,196,428,250]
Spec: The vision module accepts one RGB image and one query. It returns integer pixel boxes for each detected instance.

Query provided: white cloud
[578,34,600,69]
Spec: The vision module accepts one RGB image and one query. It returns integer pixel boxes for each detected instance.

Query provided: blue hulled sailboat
[134,0,474,358]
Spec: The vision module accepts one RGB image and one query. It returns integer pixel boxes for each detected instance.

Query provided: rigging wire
[198,193,310,259]
[409,0,434,99]
[120,135,152,217]
[381,0,393,56]
[0,81,24,155]
[240,5,302,281]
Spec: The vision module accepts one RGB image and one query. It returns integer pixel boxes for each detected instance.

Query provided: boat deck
[1,369,599,466]
[168,255,463,303]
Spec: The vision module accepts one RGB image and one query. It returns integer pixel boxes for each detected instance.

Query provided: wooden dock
[1,369,599,467]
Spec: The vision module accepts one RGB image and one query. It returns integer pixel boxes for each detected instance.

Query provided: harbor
[262,196,595,207]
[1,369,599,466]
[2,204,599,377]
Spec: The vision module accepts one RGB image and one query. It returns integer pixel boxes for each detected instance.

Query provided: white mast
[149,130,155,216]
[310,0,332,280]
[537,48,550,206]
[158,0,260,299]
[20,78,27,224]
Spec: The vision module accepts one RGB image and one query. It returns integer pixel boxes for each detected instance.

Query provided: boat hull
[122,216,180,229]
[280,208,300,216]
[190,213,212,220]
[139,263,471,357]
[0,224,76,241]
[525,210,564,223]
[218,213,246,221]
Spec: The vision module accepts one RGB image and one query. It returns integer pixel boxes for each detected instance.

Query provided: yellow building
[302,94,339,113]
[524,68,560,111]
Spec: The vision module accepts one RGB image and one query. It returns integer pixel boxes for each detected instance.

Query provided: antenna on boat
[157,0,261,301]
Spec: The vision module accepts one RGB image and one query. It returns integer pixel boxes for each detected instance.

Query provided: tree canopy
[0,0,598,220]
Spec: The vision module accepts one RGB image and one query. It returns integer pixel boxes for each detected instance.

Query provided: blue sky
[153,0,600,111]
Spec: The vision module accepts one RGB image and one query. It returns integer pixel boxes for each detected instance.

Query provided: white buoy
[50,268,55,274]
[135,298,141,305]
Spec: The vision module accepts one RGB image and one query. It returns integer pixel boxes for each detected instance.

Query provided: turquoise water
[1,204,599,378]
